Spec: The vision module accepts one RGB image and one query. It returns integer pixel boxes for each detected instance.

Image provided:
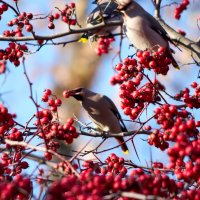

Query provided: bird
[66,87,129,154]
[114,0,179,69]
[79,0,123,43]
[87,0,122,33]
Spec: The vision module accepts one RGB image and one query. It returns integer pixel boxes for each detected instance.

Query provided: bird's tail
[167,49,180,70]
[115,137,129,154]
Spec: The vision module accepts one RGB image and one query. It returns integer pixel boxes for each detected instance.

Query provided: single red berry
[48,22,55,29]
[26,24,33,32]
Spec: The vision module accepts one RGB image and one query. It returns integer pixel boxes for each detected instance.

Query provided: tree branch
[0,21,121,42]
[79,129,151,138]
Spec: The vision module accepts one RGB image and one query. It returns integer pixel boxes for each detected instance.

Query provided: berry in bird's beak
[63,90,72,98]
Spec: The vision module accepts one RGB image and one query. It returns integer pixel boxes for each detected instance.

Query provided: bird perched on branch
[66,87,129,154]
[79,0,123,43]
[114,0,179,69]
[87,0,179,69]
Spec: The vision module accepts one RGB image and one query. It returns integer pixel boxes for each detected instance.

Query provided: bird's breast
[124,16,167,50]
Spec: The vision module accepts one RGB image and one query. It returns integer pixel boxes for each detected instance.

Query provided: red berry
[26,24,33,32]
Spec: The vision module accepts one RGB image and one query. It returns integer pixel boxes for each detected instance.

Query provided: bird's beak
[63,89,77,98]
[67,89,78,97]
[67,89,83,101]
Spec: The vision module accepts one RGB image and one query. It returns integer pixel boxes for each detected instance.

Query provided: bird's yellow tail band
[78,37,88,43]
[124,150,129,155]
[78,33,88,43]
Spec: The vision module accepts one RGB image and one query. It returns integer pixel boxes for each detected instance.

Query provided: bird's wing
[144,13,171,41]
[87,2,119,25]
[103,95,128,132]
[145,12,180,49]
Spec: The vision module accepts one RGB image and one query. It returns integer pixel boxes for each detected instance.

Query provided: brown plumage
[68,87,129,153]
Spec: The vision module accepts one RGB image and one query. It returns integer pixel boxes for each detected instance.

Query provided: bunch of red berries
[83,160,101,174]
[47,13,60,30]
[119,79,163,120]
[0,174,32,200]
[61,3,77,25]
[1,151,29,177]
[35,108,78,143]
[8,12,33,33]
[0,3,8,21]
[35,109,53,126]
[0,42,28,67]
[35,89,79,146]
[103,153,127,177]
[167,138,200,183]
[95,37,115,56]
[6,128,23,142]
[174,0,190,20]
[111,48,172,86]
[137,47,172,75]
[0,104,15,137]
[46,165,182,200]
[175,82,200,109]
[42,89,62,112]
[148,104,199,149]
[46,173,105,200]
[148,129,169,151]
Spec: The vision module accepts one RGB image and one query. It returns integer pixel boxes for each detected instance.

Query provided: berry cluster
[8,12,33,33]
[83,160,101,174]
[175,82,200,109]
[95,37,115,56]
[46,162,182,200]
[48,2,77,29]
[0,42,28,67]
[174,0,190,20]
[111,48,172,86]
[111,56,166,120]
[0,104,15,137]
[60,2,77,25]
[35,110,78,143]
[0,3,8,20]
[111,57,139,85]
[103,153,127,177]
[136,47,171,75]
[1,151,29,177]
[148,129,169,151]
[42,89,62,112]
[33,89,79,160]
[6,128,23,142]
[82,154,127,177]
[148,104,199,149]
[0,174,32,200]
[120,79,163,120]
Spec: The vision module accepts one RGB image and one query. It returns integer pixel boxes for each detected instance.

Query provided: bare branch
[79,129,151,138]
[0,21,121,42]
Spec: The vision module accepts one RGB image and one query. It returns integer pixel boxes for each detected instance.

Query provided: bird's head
[63,87,85,101]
